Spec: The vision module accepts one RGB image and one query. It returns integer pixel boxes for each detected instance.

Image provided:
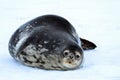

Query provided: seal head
[62,45,83,70]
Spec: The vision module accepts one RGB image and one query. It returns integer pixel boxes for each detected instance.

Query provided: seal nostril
[70,56,73,59]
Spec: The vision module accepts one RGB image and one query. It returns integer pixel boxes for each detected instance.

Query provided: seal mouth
[62,57,82,69]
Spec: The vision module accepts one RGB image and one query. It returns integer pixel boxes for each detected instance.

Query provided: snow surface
[0,0,120,80]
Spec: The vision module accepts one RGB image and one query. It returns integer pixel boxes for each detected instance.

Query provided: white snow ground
[0,0,120,80]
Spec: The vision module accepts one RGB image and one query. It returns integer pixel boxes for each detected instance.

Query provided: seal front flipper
[80,38,97,50]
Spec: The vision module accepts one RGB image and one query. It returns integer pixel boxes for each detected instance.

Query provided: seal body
[9,15,96,70]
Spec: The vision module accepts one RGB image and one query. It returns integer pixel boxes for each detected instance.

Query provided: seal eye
[76,55,80,58]
[64,52,68,56]
[63,50,70,56]
[75,51,81,59]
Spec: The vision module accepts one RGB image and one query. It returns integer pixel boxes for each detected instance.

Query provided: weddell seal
[8,15,96,70]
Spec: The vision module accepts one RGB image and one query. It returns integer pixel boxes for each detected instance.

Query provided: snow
[0,0,120,80]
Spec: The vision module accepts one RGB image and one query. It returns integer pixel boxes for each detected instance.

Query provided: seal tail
[80,38,97,50]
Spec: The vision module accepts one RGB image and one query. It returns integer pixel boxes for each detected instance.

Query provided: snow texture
[0,0,120,80]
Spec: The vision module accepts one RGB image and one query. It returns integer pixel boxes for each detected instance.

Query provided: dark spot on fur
[51,66,61,69]
[41,61,45,64]
[23,57,33,64]
[21,51,27,56]
[38,56,42,60]
[58,60,61,63]
[35,59,40,63]
[39,65,44,68]
[44,55,48,58]
[33,55,37,58]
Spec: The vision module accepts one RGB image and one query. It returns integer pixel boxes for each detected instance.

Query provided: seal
[8,15,96,70]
